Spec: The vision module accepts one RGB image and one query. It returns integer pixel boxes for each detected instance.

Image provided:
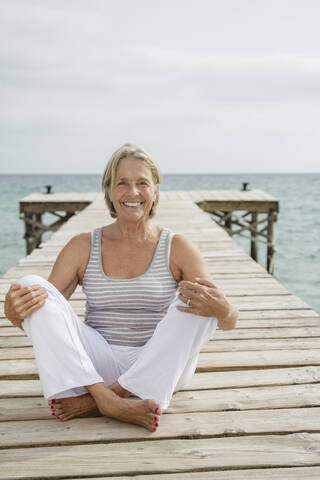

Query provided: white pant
[20,275,217,410]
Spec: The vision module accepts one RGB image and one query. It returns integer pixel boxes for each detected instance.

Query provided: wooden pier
[1,191,320,479]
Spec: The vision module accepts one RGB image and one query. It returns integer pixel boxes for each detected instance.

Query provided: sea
[0,173,319,314]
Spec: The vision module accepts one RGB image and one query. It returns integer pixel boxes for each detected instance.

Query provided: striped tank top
[82,227,178,346]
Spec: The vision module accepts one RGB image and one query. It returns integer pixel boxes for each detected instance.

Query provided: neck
[111,219,158,242]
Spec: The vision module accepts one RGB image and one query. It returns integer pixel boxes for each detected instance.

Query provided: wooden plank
[0,347,34,359]
[0,336,31,346]
[2,349,320,379]
[203,338,320,352]
[2,366,319,399]
[2,337,320,360]
[0,380,42,397]
[1,384,319,421]
[2,324,320,342]
[1,315,319,330]
[1,408,319,448]
[0,434,319,479]
[167,383,320,414]
[71,467,320,480]
[2,324,318,346]
[197,349,320,371]
[214,326,320,339]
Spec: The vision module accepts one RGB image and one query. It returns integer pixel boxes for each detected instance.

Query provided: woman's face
[109,157,159,222]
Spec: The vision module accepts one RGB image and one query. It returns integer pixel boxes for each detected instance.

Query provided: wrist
[217,304,238,329]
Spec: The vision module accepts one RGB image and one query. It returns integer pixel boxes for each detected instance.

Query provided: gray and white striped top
[82,227,178,346]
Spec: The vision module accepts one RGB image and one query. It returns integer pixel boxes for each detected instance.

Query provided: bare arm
[171,234,238,330]
[4,233,90,329]
[47,233,90,298]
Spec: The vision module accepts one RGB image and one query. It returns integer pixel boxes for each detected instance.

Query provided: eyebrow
[116,176,151,182]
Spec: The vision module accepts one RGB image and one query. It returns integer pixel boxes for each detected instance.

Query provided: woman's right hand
[4,283,48,330]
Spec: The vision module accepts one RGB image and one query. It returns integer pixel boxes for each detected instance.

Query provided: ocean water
[0,173,319,314]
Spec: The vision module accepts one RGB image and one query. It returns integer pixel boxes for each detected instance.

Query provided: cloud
[131,45,320,102]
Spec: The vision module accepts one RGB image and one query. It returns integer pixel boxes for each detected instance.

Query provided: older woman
[5,144,238,432]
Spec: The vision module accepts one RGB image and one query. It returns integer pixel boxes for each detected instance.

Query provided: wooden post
[267,210,277,274]
[23,213,34,255]
[35,214,42,249]
[224,212,232,235]
[250,212,258,262]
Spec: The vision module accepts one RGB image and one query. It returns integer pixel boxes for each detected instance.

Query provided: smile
[122,202,144,208]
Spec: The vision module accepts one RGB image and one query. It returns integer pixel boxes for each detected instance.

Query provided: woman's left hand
[177,277,238,329]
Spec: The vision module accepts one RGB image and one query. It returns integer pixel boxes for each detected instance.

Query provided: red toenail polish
[155,422,159,427]
[155,408,159,414]
[50,405,54,410]
[52,399,55,404]
[51,412,55,416]
[153,427,156,432]
[56,416,60,419]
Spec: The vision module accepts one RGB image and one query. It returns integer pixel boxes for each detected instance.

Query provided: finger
[179,287,202,299]
[21,298,46,318]
[16,289,47,310]
[179,281,205,293]
[23,290,47,309]
[178,292,200,306]
[176,305,198,314]
[195,277,217,288]
[9,283,22,291]
[17,285,44,299]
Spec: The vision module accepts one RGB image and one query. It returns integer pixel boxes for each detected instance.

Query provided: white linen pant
[20,275,218,410]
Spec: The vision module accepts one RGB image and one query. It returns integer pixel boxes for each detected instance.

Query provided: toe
[154,405,162,415]
[59,413,72,421]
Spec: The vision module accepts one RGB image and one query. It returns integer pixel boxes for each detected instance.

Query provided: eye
[117,181,125,185]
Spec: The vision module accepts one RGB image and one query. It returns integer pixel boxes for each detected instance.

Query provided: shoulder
[65,232,91,253]
[171,233,200,256]
[170,233,208,282]
[70,232,91,246]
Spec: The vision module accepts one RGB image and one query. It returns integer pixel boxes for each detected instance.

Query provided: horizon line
[1,171,320,176]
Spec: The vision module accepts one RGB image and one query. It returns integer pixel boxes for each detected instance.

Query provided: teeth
[123,202,142,207]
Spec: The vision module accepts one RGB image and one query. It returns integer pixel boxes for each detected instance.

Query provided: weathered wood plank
[1,325,320,343]
[196,349,320,371]
[1,408,319,448]
[2,337,320,359]
[1,366,319,399]
[2,349,320,379]
[70,466,320,480]
[1,384,319,421]
[167,383,320,414]
[203,338,320,352]
[0,434,319,479]
[214,326,320,339]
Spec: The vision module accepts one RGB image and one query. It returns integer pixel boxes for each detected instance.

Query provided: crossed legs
[19,275,217,430]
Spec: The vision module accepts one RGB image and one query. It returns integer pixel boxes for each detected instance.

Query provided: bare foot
[88,383,162,432]
[48,394,98,422]
[48,382,131,422]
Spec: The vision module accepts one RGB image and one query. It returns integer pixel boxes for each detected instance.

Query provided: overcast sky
[1,0,320,174]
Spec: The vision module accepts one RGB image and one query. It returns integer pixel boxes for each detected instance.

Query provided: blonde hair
[101,143,161,218]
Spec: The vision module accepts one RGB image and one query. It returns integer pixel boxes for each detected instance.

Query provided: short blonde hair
[101,143,161,218]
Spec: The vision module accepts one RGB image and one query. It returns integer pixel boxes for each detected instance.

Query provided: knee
[18,275,47,289]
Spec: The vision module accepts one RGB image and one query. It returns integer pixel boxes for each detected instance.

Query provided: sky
[1,0,320,174]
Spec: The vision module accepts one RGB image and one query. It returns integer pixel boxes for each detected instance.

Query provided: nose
[128,183,139,196]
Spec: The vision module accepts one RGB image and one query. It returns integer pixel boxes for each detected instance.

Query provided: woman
[5,143,238,432]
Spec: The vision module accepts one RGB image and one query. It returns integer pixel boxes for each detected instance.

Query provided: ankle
[109,382,131,398]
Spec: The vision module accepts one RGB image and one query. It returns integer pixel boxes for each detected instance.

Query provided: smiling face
[108,157,159,223]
